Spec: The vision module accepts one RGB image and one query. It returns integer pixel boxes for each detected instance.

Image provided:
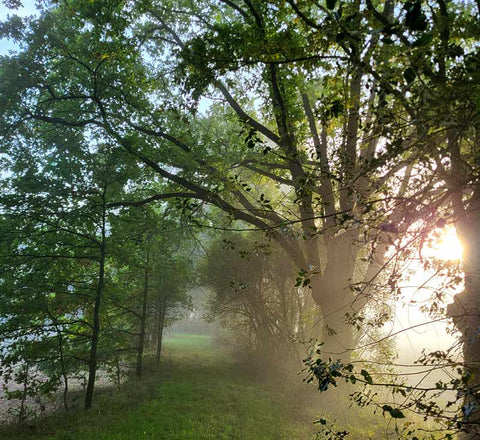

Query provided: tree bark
[309,232,359,362]
[155,291,167,368]
[136,249,149,378]
[449,210,480,438]
[84,188,107,410]
[446,128,480,437]
[312,275,355,363]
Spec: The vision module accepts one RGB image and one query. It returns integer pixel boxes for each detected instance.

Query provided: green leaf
[382,405,405,419]
[403,67,416,84]
[390,408,405,418]
[382,404,393,414]
[326,0,337,10]
[360,369,373,385]
[412,32,433,48]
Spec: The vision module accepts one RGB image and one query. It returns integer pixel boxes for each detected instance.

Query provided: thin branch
[108,192,197,208]
[219,0,250,20]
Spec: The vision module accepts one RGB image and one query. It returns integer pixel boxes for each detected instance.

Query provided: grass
[0,334,316,440]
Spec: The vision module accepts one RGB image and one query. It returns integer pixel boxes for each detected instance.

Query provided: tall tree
[1,2,478,414]
[302,0,480,436]
[0,116,153,410]
[363,0,480,434]
[1,1,480,435]
[0,0,417,361]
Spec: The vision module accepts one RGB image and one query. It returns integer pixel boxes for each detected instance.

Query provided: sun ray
[430,226,463,261]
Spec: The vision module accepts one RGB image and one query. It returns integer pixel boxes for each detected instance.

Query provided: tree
[0,123,155,410]
[0,3,195,410]
[366,0,480,435]
[300,0,480,437]
[152,246,192,367]
[202,232,316,363]
[106,205,193,376]
[0,0,420,362]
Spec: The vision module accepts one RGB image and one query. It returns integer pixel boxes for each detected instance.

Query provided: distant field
[0,334,316,440]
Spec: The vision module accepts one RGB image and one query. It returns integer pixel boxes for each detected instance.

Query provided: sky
[0,0,38,55]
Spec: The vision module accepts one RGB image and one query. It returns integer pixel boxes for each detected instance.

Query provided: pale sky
[0,0,38,55]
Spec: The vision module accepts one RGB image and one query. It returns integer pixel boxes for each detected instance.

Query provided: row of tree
[0,134,192,416]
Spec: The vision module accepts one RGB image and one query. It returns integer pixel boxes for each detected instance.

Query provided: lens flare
[430,227,463,261]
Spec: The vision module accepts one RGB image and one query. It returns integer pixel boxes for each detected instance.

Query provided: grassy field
[0,334,317,440]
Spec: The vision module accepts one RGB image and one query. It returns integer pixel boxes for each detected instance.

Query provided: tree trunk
[84,242,105,410]
[314,282,354,364]
[155,292,167,368]
[151,297,159,350]
[309,234,358,363]
[56,328,69,411]
[84,191,107,410]
[446,127,480,437]
[136,251,149,378]
[449,217,480,439]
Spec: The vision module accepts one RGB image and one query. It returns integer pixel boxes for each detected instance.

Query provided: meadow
[0,334,317,440]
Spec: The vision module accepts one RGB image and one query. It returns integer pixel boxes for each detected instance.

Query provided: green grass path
[1,334,315,440]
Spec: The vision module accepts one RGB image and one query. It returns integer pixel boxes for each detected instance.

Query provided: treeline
[202,233,319,364]
[0,136,318,419]
[0,141,192,417]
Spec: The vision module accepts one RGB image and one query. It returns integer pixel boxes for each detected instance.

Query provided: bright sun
[429,226,464,261]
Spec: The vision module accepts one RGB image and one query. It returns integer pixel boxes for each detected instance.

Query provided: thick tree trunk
[446,128,480,438]
[313,273,355,364]
[309,234,358,363]
[449,220,480,439]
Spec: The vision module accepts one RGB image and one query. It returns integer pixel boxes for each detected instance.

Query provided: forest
[0,0,479,439]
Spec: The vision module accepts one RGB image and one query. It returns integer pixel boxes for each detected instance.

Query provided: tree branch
[108,193,197,208]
